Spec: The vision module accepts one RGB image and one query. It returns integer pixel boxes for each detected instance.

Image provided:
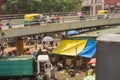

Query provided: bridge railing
[0,14,24,20]
[0,12,120,29]
[0,12,79,20]
[0,11,120,20]
[1,15,98,27]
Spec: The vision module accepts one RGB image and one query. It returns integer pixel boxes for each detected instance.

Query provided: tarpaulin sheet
[52,39,87,56]
[78,40,96,58]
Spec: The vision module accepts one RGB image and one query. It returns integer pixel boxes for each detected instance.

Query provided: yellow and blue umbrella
[52,39,96,58]
[78,40,96,58]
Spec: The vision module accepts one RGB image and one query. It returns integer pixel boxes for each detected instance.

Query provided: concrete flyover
[69,25,120,40]
[0,18,120,39]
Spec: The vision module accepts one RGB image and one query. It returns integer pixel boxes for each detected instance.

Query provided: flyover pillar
[96,34,120,80]
[16,37,24,55]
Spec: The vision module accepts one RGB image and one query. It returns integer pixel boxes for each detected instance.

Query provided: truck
[0,54,53,80]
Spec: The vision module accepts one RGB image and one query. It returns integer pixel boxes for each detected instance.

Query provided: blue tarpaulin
[67,30,79,35]
[78,40,96,58]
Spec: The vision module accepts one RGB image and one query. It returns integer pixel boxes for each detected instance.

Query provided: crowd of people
[0,33,97,80]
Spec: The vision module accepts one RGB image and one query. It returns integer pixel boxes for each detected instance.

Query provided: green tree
[1,0,83,14]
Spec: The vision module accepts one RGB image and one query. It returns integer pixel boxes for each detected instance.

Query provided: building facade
[82,0,120,15]
[82,0,103,15]
[105,0,120,12]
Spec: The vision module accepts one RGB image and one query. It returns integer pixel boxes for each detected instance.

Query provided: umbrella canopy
[42,36,54,42]
[67,30,79,35]
[52,39,87,56]
[52,39,96,58]
[79,40,96,58]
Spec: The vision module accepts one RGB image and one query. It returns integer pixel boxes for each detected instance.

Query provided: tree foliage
[1,0,83,14]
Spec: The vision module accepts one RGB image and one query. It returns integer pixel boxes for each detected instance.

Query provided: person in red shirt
[25,48,31,55]
[55,14,60,23]
[0,20,3,30]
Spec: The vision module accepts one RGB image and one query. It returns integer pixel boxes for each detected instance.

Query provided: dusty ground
[56,70,86,80]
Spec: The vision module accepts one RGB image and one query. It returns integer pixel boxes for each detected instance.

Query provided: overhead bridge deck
[0,18,120,39]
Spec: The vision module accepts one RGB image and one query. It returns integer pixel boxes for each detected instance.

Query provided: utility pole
[93,0,96,15]
[101,0,104,10]
[75,47,78,68]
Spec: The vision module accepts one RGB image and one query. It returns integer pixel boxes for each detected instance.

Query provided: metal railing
[0,12,79,20]
[0,14,24,20]
[0,12,120,30]
[0,11,120,20]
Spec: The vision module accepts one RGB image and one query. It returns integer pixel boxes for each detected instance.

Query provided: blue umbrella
[67,30,79,35]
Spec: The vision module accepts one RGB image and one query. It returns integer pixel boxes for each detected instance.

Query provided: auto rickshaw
[24,13,42,26]
[97,10,108,19]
